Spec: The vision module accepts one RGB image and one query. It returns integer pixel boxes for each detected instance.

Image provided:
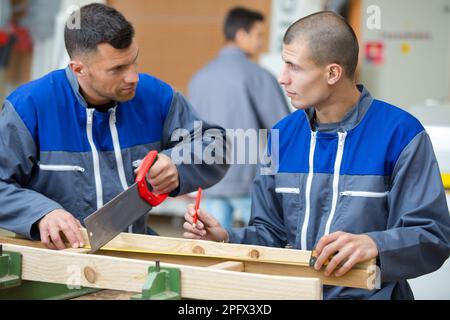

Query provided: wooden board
[0,234,379,290]
[245,262,377,290]
[88,249,376,289]
[79,229,374,270]
[98,251,376,289]
[208,261,245,272]
[2,244,322,300]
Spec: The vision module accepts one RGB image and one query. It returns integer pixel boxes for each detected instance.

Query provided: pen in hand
[193,188,202,228]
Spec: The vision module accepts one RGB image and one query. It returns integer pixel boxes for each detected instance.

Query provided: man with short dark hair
[0,3,229,250]
[188,7,290,229]
[223,7,265,54]
[184,11,450,299]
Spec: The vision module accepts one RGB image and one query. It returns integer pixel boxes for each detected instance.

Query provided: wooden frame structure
[0,229,379,300]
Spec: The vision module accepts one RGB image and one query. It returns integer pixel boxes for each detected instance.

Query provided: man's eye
[111,66,123,73]
[288,63,299,71]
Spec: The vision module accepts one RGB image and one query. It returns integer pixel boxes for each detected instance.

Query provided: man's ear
[326,64,343,85]
[69,60,86,77]
[235,28,249,45]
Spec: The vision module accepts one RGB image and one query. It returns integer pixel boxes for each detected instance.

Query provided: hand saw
[84,151,169,253]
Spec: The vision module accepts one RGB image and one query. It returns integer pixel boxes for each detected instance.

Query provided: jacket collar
[65,66,89,108]
[305,85,374,133]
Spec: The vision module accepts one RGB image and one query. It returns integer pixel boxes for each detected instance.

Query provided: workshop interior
[0,0,449,300]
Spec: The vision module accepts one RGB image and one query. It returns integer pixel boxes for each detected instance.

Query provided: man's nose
[125,66,139,84]
[278,66,290,86]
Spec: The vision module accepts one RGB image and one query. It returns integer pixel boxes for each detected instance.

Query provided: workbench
[0,229,379,300]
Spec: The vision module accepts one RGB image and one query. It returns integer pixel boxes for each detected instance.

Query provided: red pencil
[193,187,202,228]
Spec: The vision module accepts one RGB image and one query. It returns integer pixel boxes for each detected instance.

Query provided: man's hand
[183,204,229,242]
[313,231,378,277]
[136,153,179,195]
[38,209,84,250]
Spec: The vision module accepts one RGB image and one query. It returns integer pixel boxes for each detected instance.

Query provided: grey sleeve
[161,92,230,196]
[228,164,287,248]
[0,101,63,239]
[247,70,290,129]
[367,131,450,282]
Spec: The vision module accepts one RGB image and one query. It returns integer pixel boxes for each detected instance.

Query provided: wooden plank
[0,236,225,266]
[98,252,375,290]
[0,236,46,249]
[0,229,15,237]
[208,261,245,272]
[97,249,224,267]
[0,235,378,289]
[63,248,91,254]
[2,244,322,300]
[245,262,378,290]
[79,229,373,270]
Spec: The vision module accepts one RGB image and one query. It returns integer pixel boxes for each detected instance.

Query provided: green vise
[0,244,22,290]
[132,261,181,300]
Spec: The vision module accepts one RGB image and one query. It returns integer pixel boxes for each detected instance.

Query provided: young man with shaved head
[0,4,229,250]
[184,11,450,299]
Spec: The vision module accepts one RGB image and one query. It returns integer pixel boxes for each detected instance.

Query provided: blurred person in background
[188,7,290,229]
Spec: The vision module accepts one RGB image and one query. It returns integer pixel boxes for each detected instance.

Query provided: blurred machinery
[360,0,450,108]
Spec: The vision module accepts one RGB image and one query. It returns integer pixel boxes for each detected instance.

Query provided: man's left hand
[137,153,179,195]
[313,231,378,277]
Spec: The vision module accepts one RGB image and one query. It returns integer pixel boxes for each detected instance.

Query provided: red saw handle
[136,151,169,206]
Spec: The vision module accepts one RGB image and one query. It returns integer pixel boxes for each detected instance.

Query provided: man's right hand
[183,204,229,242]
[38,209,84,250]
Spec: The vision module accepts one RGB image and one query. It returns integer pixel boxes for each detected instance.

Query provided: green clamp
[0,245,22,290]
[132,261,181,300]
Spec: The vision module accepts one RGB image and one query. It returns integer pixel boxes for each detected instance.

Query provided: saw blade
[84,183,152,253]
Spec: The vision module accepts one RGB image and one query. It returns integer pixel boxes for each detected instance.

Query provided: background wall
[359,0,450,108]
[108,0,271,94]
